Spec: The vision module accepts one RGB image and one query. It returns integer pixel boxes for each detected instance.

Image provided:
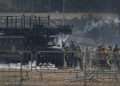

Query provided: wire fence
[0,48,120,86]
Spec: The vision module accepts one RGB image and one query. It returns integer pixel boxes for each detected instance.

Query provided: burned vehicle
[0,15,72,68]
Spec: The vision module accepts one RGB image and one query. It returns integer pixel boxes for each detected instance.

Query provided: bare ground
[0,69,120,86]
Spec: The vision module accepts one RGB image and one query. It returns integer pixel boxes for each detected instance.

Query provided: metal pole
[19,51,23,86]
[30,0,35,71]
[83,48,87,86]
[63,49,67,68]
[47,0,51,26]
[48,0,51,16]
[6,16,9,28]
[62,0,65,26]
[61,0,66,50]
[31,0,34,14]
[31,52,33,71]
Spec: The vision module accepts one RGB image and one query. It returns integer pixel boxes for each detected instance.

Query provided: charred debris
[0,15,72,68]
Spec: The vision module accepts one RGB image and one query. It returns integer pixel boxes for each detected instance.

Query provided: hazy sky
[0,0,119,12]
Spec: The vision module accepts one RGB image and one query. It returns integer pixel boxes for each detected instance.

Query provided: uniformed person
[113,44,120,71]
[74,46,83,70]
[96,45,108,67]
[64,46,74,67]
[64,47,70,67]
[107,46,113,66]
[85,47,90,65]
[69,41,77,68]
[101,46,109,67]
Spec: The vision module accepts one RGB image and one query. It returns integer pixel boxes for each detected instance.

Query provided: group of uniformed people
[64,42,83,70]
[95,45,120,70]
[64,43,120,71]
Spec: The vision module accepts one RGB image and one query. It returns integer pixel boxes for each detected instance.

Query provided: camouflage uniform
[74,47,83,70]
[64,47,73,67]
[107,46,113,66]
[95,46,108,67]
[113,45,120,71]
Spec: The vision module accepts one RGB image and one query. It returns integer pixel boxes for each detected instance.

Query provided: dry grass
[0,69,119,86]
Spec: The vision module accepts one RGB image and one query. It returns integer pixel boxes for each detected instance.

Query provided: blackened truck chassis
[0,15,72,68]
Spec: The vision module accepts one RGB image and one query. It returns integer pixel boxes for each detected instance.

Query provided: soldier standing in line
[64,46,71,67]
[85,47,90,66]
[113,44,120,71]
[95,45,108,68]
[69,40,76,68]
[107,46,113,69]
[74,46,83,70]
[64,46,74,68]
[95,45,103,67]
[100,46,108,67]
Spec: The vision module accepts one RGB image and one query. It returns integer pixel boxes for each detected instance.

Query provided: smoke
[83,16,120,33]
[56,34,70,48]
[0,0,13,10]
[56,14,120,46]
